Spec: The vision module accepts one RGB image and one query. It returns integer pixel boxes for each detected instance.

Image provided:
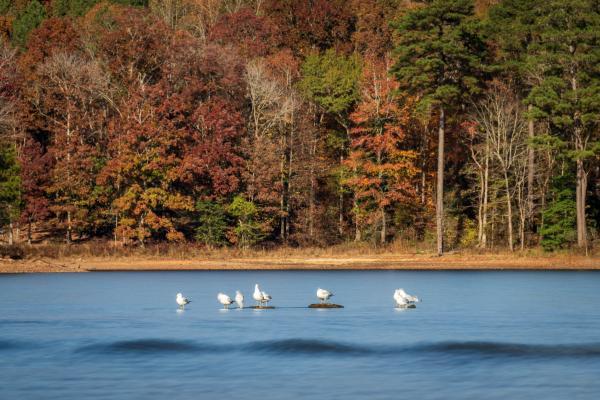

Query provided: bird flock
[176,285,420,309]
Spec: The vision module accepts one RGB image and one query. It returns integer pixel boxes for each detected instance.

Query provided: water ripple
[75,339,212,354]
[420,341,600,358]
[71,339,600,358]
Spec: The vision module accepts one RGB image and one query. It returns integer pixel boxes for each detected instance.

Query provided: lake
[1,270,600,399]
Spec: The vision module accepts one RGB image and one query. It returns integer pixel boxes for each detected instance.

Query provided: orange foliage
[344,57,419,233]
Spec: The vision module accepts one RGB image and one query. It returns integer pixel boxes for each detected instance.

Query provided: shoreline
[2,253,600,273]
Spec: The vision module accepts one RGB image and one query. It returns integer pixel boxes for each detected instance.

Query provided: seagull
[217,292,235,309]
[253,284,264,306]
[235,290,244,309]
[393,290,409,308]
[316,288,333,303]
[260,291,272,307]
[176,293,191,308]
[396,288,420,303]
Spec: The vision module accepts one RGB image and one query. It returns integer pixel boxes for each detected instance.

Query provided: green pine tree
[299,50,362,118]
[12,0,46,48]
[526,0,600,249]
[0,142,21,244]
[299,49,362,239]
[52,0,147,17]
[228,196,264,249]
[540,174,577,251]
[392,0,487,255]
[0,0,11,15]
[195,200,228,248]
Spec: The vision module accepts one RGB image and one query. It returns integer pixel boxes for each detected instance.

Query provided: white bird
[316,288,333,303]
[217,292,235,309]
[235,290,244,309]
[253,284,264,306]
[393,290,409,308]
[396,288,420,303]
[176,292,191,308]
[260,291,272,306]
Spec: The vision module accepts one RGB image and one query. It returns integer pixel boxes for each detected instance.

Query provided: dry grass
[1,240,599,273]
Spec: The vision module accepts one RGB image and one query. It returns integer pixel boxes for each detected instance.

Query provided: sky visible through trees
[0,0,598,253]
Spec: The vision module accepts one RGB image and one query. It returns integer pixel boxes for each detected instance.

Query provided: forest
[0,0,598,255]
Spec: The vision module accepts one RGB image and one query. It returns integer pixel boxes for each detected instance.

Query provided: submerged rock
[308,303,344,308]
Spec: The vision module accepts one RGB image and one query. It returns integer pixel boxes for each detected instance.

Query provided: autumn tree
[34,52,113,242]
[263,0,354,55]
[210,7,279,60]
[149,0,222,42]
[345,58,417,244]
[95,14,245,244]
[350,0,399,57]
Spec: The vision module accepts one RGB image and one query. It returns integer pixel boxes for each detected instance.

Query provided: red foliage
[263,0,354,55]
[209,7,280,59]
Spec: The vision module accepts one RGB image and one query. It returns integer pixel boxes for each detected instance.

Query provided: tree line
[0,0,598,253]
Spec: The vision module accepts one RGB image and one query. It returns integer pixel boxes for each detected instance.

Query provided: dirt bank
[1,253,599,273]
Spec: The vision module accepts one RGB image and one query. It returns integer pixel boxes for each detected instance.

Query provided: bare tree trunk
[280,135,286,241]
[353,192,361,242]
[339,143,344,237]
[477,184,483,245]
[309,138,316,240]
[286,136,293,241]
[8,218,13,245]
[481,141,489,248]
[436,107,445,256]
[569,47,588,252]
[421,132,428,205]
[504,173,514,252]
[576,157,587,250]
[380,207,386,244]
[27,218,32,245]
[520,213,525,251]
[66,210,72,244]
[527,104,535,235]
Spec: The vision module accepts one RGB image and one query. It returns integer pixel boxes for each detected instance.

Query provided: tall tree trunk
[527,104,535,236]
[482,140,489,248]
[380,207,386,245]
[280,135,286,241]
[114,213,118,246]
[309,139,316,239]
[519,212,525,251]
[286,136,293,241]
[66,210,72,244]
[576,157,587,250]
[353,191,361,242]
[8,218,13,246]
[339,145,344,237]
[477,180,483,245]
[504,173,514,252]
[570,46,587,251]
[421,132,428,205]
[27,218,32,245]
[436,106,445,256]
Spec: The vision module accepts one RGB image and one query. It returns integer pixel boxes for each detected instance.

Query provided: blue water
[1,271,600,399]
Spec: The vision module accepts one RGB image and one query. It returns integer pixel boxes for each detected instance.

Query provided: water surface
[1,270,599,399]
